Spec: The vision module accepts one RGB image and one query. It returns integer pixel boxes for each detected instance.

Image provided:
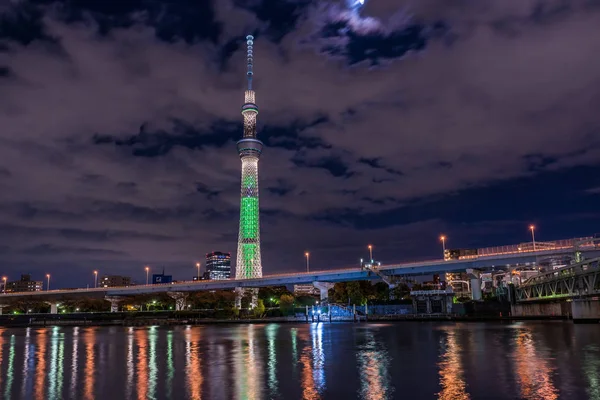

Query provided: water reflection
[513,327,558,400]
[266,324,279,398]
[299,323,326,399]
[583,345,600,399]
[84,328,96,400]
[357,329,393,400]
[4,335,15,398]
[0,322,597,399]
[437,329,470,400]
[136,329,148,400]
[166,331,175,399]
[35,329,47,400]
[185,327,202,399]
[148,326,158,398]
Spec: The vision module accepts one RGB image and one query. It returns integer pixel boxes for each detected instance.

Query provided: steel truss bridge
[1,237,599,303]
[515,257,600,302]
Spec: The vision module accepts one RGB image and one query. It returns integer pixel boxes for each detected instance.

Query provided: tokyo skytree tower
[235,35,263,280]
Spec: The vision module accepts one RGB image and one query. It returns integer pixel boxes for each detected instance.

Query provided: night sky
[1,0,600,288]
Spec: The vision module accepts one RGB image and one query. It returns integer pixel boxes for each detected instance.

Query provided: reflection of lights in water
[166,331,175,399]
[185,328,202,399]
[35,329,47,400]
[299,324,326,399]
[437,330,470,400]
[49,327,59,398]
[513,329,558,400]
[126,328,134,400]
[291,328,298,367]
[266,324,279,398]
[135,329,148,400]
[21,328,32,398]
[246,324,263,399]
[357,329,393,400]
[583,345,600,399]
[49,327,65,398]
[311,323,326,393]
[70,327,79,398]
[4,335,15,398]
[84,328,96,400]
[148,326,158,398]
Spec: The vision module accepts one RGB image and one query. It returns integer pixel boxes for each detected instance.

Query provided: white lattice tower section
[235,35,264,280]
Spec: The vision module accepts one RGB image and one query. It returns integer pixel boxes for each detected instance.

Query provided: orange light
[440,235,446,241]
[46,274,50,278]
[93,270,97,275]
[368,245,372,249]
[305,252,309,257]
[196,263,200,267]
[529,225,535,230]
[145,266,149,271]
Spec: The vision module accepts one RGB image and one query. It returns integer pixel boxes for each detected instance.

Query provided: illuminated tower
[235,35,263,281]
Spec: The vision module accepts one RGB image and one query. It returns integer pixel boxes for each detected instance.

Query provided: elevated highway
[2,242,598,304]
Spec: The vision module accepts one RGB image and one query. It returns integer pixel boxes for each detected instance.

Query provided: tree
[347,282,365,305]
[253,299,266,318]
[279,294,295,315]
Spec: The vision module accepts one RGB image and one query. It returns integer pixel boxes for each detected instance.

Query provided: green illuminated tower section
[236,35,264,280]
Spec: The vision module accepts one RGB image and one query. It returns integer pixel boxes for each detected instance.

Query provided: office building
[205,252,232,280]
[6,274,43,293]
[101,275,131,288]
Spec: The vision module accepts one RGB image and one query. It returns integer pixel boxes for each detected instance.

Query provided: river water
[0,321,598,399]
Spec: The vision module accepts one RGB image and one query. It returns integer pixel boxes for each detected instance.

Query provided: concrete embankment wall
[571,300,600,323]
[511,302,571,318]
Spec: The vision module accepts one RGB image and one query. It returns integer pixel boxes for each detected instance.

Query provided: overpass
[1,236,598,312]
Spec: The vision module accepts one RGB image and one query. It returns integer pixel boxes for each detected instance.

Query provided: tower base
[234,287,259,309]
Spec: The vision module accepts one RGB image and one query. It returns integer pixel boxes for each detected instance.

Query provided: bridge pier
[0,305,6,315]
[313,282,334,304]
[167,292,190,311]
[105,296,123,313]
[466,269,482,301]
[46,302,60,314]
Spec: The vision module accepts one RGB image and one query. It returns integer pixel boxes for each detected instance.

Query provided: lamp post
[305,252,310,273]
[46,274,51,291]
[529,225,536,251]
[368,245,373,261]
[3,276,7,293]
[145,266,150,285]
[440,235,446,258]
[93,270,98,288]
[196,262,201,280]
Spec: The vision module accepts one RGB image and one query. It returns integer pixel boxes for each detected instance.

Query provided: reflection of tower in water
[356,329,393,400]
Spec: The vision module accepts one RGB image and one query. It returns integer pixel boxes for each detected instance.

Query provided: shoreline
[0,313,589,328]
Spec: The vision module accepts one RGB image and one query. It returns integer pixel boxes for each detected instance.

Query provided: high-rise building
[6,274,43,293]
[101,275,131,287]
[204,252,232,280]
[235,35,263,281]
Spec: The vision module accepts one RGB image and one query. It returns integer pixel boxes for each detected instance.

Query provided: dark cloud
[1,0,600,285]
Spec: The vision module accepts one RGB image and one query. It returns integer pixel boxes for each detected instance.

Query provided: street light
[145,266,150,285]
[196,262,201,280]
[93,270,98,288]
[368,245,373,261]
[2,277,7,294]
[46,274,50,291]
[530,225,536,251]
[305,252,310,273]
[440,235,446,258]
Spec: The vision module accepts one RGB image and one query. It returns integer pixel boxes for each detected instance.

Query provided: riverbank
[0,311,580,327]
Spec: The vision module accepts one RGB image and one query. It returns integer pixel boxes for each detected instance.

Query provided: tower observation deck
[235,35,264,280]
